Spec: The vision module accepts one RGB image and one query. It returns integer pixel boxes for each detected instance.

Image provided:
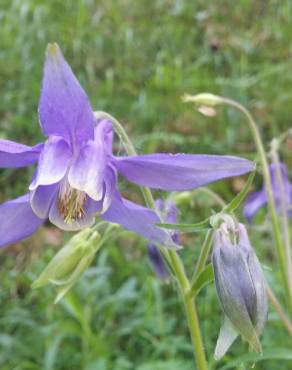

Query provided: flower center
[58,180,87,224]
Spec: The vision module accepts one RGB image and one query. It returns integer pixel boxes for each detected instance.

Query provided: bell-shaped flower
[243,162,292,221]
[212,222,268,359]
[147,199,180,280]
[0,43,255,248]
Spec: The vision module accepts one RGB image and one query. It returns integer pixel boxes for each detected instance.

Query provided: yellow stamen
[58,180,87,224]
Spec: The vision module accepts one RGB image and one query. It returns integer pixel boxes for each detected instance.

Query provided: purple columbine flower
[243,162,292,222]
[147,199,180,280]
[0,43,254,248]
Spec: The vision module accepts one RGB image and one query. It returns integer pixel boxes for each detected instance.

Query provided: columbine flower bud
[212,221,267,359]
[182,93,223,106]
[32,228,101,303]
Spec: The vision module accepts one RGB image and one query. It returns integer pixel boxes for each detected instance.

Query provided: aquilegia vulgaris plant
[3,44,292,370]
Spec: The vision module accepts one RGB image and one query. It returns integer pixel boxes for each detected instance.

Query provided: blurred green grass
[0,0,291,369]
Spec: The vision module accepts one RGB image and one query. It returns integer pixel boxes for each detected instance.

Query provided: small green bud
[32,228,101,303]
[182,93,223,107]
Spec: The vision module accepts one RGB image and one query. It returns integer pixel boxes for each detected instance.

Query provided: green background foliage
[0,0,291,369]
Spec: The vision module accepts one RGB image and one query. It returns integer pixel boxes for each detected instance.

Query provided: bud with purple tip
[212,220,268,359]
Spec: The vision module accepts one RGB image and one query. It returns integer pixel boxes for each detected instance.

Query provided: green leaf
[189,264,214,297]
[223,170,255,213]
[219,348,292,370]
[157,217,210,233]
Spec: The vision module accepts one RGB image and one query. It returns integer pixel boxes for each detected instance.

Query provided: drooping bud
[212,221,267,359]
[32,228,101,303]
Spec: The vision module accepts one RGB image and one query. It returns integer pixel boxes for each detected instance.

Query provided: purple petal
[238,224,268,334]
[30,184,59,219]
[289,185,292,218]
[0,139,43,168]
[48,194,101,231]
[0,194,44,248]
[102,166,117,213]
[243,162,292,221]
[29,136,71,191]
[94,119,114,155]
[155,199,180,244]
[101,192,178,247]
[243,189,267,222]
[68,140,106,201]
[114,154,255,191]
[39,43,94,146]
[155,199,178,224]
[147,244,170,280]
[270,163,291,208]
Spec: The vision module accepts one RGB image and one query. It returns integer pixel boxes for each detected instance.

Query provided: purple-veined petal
[243,189,267,222]
[114,154,255,191]
[147,244,170,280]
[48,194,101,231]
[39,43,94,146]
[0,139,43,168]
[68,140,106,201]
[0,194,44,248]
[101,192,178,248]
[30,183,59,219]
[29,136,71,191]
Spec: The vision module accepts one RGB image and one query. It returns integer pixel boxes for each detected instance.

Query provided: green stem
[266,284,292,335]
[95,111,208,368]
[219,98,292,317]
[192,229,213,283]
[168,250,208,370]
